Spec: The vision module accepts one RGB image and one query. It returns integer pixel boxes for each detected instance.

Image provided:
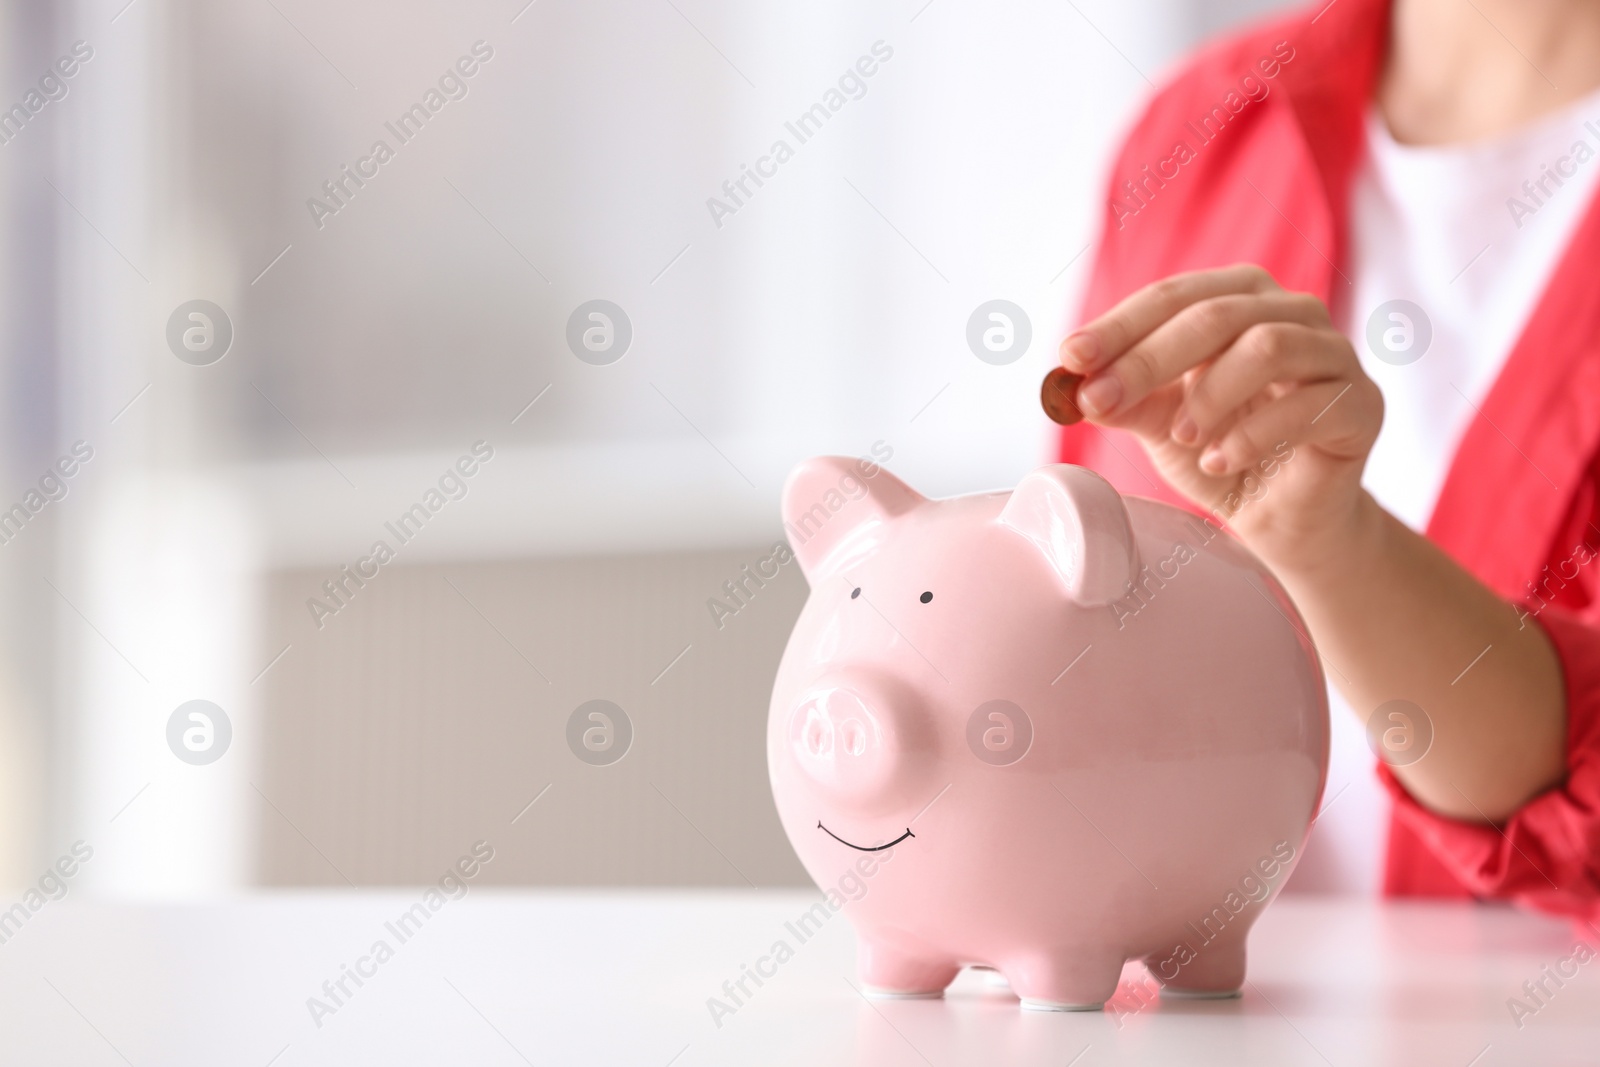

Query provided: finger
[1080,291,1327,421]
[1059,263,1277,373]
[1173,322,1351,445]
[1197,380,1376,476]
[1094,380,1186,445]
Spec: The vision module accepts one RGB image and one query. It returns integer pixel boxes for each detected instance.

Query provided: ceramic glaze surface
[767,457,1329,1010]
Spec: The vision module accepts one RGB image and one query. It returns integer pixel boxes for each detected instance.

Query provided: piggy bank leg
[1005,949,1124,1011]
[857,938,960,999]
[1146,934,1246,999]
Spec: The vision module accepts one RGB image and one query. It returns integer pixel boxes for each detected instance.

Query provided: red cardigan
[1060,0,1600,917]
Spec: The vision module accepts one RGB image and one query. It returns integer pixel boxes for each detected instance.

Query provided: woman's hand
[1060,264,1383,575]
[1060,263,1565,822]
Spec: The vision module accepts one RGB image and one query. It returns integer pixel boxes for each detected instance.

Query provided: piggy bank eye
[919,591,933,603]
[850,587,861,599]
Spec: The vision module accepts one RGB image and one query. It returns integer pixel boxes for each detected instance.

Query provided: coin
[1041,366,1086,425]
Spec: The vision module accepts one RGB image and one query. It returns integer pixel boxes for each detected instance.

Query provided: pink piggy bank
[768,457,1328,1010]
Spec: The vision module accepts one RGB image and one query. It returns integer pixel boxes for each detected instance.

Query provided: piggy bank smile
[816,823,914,851]
[767,457,1328,1011]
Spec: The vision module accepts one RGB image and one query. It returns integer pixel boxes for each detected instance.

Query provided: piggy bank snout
[786,684,908,804]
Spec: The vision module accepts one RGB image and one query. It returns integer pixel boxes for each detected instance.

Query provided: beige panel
[257,547,811,888]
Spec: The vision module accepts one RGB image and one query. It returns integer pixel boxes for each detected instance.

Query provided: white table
[0,892,1593,1065]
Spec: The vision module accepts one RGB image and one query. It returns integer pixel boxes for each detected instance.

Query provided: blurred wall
[258,548,811,887]
[0,0,60,891]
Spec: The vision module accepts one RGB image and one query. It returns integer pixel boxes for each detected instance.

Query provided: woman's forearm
[1263,491,1567,823]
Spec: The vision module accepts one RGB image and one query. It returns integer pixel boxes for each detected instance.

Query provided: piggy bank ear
[782,456,923,579]
[998,465,1139,605]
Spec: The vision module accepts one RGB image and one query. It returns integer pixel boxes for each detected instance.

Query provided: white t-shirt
[1301,87,1600,894]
